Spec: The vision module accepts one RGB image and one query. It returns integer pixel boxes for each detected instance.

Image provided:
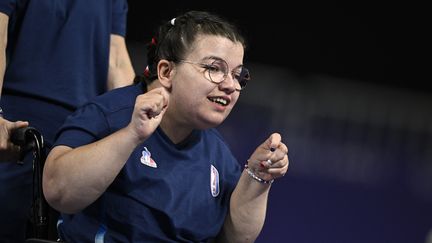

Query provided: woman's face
[169,34,245,129]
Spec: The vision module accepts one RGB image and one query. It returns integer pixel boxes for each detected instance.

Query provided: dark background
[125,2,432,243]
[126,1,429,93]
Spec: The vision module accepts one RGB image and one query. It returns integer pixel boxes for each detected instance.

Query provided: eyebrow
[201,56,244,69]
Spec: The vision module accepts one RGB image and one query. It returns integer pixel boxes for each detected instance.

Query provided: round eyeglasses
[179,59,250,91]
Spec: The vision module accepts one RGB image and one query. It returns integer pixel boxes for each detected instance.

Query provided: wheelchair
[11,127,62,243]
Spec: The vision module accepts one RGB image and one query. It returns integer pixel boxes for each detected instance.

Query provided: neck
[160,112,194,144]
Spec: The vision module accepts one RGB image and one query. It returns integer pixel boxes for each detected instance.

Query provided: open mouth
[208,97,230,106]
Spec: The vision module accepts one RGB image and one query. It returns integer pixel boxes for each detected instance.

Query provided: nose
[218,74,237,93]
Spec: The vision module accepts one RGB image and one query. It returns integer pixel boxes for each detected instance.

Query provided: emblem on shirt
[140,147,157,168]
[210,164,220,197]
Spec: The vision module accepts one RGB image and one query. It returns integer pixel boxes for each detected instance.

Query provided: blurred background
[126,1,431,242]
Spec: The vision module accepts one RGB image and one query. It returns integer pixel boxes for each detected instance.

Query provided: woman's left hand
[246,133,289,182]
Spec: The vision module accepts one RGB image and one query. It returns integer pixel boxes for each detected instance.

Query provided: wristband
[244,166,274,184]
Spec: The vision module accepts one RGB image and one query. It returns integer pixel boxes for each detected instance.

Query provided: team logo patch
[140,147,157,168]
[210,164,220,197]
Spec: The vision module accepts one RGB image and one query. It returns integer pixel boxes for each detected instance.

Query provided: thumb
[9,121,29,132]
[265,133,282,152]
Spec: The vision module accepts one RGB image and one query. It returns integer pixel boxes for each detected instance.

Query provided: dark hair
[143,11,246,83]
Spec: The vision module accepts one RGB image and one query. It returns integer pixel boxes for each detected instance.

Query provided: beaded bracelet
[244,165,274,184]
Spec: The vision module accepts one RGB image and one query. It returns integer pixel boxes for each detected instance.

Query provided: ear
[157,60,175,89]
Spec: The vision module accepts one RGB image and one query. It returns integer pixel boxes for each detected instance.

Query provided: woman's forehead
[187,35,244,62]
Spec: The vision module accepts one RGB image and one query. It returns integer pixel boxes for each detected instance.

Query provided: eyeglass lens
[208,60,250,90]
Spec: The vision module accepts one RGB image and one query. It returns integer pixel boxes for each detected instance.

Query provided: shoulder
[85,83,143,115]
[0,0,15,17]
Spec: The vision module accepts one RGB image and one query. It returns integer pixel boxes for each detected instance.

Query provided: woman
[43,11,289,242]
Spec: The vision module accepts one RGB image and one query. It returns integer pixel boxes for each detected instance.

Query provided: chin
[196,115,227,129]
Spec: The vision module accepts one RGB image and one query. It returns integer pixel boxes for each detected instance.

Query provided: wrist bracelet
[0,107,3,117]
[245,167,274,184]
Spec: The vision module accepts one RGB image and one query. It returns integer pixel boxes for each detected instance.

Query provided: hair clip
[151,37,157,45]
[143,66,150,77]
[170,18,176,26]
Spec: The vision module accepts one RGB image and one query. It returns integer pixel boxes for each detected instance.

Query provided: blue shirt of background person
[0,0,135,242]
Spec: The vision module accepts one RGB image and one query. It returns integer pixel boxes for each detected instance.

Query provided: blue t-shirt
[0,0,128,109]
[0,2,128,242]
[54,83,242,242]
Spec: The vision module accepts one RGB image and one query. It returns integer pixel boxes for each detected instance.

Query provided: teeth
[210,97,228,106]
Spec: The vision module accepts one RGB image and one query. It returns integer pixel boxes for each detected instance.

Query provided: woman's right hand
[127,87,169,143]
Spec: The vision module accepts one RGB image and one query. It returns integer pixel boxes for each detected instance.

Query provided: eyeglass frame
[176,58,250,91]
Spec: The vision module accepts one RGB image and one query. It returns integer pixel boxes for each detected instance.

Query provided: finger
[150,87,170,107]
[146,88,170,118]
[254,133,281,163]
[267,167,288,178]
[267,133,282,151]
[136,95,165,119]
[267,158,289,178]
[268,154,289,168]
[266,159,283,169]
[146,102,164,119]
[10,121,29,132]
[248,133,284,170]
[260,140,287,168]
[157,87,170,108]
[276,141,288,154]
[0,121,29,148]
[268,142,288,162]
